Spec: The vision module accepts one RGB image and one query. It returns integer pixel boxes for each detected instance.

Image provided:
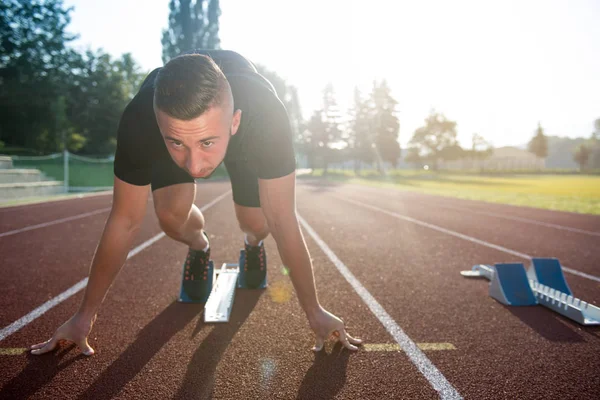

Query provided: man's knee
[236,205,268,237]
[152,183,196,237]
[155,205,189,236]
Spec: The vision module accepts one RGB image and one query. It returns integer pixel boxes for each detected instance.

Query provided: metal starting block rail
[178,249,266,323]
[461,258,600,326]
[204,263,239,323]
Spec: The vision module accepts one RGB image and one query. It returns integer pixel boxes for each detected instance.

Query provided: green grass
[309,169,600,215]
[11,159,230,189]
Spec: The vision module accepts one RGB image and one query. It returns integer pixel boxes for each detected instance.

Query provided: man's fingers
[30,337,59,355]
[347,333,363,346]
[337,328,359,351]
[30,340,51,351]
[312,336,325,352]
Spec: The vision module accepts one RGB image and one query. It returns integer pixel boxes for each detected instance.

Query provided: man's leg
[225,160,269,288]
[235,204,269,246]
[153,182,208,250]
[153,182,212,299]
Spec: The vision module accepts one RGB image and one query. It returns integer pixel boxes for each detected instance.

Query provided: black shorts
[150,155,261,208]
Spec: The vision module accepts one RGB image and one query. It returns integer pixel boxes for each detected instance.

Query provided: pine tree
[370,80,400,172]
[573,144,591,172]
[348,88,373,173]
[161,0,221,64]
[527,122,548,159]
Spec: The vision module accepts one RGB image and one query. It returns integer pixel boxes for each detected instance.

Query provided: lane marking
[0,208,112,238]
[337,196,600,284]
[0,348,27,355]
[437,204,600,237]
[364,343,456,352]
[0,190,112,212]
[298,215,462,400]
[418,343,456,351]
[0,190,231,343]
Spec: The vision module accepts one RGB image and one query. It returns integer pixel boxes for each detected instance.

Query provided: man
[30,50,361,356]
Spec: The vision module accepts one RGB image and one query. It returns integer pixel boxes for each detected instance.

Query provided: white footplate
[204,263,240,323]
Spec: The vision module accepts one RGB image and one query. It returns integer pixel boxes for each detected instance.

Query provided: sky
[62,0,600,148]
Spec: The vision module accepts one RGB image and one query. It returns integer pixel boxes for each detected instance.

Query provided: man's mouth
[191,169,213,179]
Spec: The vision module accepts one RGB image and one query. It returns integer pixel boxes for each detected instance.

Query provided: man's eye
[171,141,183,147]
[201,141,214,148]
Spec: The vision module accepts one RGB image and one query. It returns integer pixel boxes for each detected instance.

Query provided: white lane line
[327,183,600,236]
[0,190,231,342]
[298,215,463,400]
[338,196,600,284]
[436,204,600,237]
[0,191,113,212]
[0,208,112,238]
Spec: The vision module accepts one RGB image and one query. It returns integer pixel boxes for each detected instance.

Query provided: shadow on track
[76,300,203,400]
[173,289,263,400]
[0,345,87,399]
[296,342,351,400]
[506,306,586,342]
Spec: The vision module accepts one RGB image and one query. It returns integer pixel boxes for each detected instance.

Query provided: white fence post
[63,149,69,193]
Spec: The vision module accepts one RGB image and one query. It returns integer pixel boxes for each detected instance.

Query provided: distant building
[439,146,545,170]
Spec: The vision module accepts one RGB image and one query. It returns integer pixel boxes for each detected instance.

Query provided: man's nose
[186,151,205,176]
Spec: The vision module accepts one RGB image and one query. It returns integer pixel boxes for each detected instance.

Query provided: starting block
[204,263,240,323]
[461,258,600,326]
[178,249,266,323]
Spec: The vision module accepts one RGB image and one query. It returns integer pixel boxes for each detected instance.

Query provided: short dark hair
[153,54,230,120]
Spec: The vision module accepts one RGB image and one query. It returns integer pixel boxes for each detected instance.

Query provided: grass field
[310,169,600,215]
[11,158,230,189]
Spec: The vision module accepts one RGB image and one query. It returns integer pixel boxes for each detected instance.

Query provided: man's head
[153,54,242,179]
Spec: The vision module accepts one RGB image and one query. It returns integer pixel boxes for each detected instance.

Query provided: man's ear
[231,109,242,136]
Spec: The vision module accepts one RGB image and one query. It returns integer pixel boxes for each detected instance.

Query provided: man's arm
[258,172,361,351]
[30,177,150,356]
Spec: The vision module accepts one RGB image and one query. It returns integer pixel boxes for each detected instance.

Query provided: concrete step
[0,169,49,183]
[0,181,65,201]
[0,156,13,169]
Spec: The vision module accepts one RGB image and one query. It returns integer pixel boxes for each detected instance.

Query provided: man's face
[155,105,242,179]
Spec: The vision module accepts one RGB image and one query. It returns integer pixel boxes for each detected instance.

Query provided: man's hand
[30,314,96,356]
[309,307,362,352]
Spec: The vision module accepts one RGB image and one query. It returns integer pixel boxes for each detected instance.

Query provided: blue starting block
[461,258,600,326]
[177,249,267,323]
[527,257,572,296]
[491,263,537,306]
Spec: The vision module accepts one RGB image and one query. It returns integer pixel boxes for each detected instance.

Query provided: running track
[1,179,599,399]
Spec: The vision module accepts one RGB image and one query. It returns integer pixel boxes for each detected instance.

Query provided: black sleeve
[248,95,297,179]
[113,99,153,186]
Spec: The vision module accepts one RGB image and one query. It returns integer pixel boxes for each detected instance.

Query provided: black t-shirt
[113,50,296,186]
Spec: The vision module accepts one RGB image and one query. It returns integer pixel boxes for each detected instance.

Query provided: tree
[592,118,600,141]
[0,0,79,152]
[370,80,400,172]
[68,50,146,154]
[404,146,423,169]
[318,84,343,175]
[573,144,591,172]
[161,0,221,63]
[408,110,460,170]
[588,118,600,169]
[528,122,548,159]
[348,88,373,173]
[255,64,303,141]
[469,133,493,170]
[345,82,400,174]
[304,110,328,170]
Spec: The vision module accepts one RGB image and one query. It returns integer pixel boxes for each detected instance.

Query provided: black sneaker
[243,241,267,289]
[182,232,212,302]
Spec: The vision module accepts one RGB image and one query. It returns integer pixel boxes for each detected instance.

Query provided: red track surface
[1,180,599,399]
